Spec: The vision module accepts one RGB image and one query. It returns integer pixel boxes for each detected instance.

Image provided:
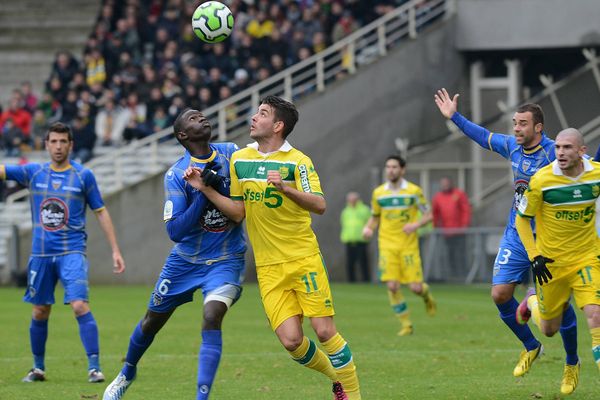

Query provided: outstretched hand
[434,88,459,119]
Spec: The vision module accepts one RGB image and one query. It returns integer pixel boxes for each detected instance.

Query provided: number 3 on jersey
[495,248,512,265]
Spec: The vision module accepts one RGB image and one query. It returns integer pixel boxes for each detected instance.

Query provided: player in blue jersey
[103,108,246,400]
[0,122,126,383]
[434,88,580,378]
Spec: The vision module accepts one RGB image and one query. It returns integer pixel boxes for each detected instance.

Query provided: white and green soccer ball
[192,1,234,44]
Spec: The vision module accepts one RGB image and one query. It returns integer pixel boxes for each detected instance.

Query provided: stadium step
[0,0,97,105]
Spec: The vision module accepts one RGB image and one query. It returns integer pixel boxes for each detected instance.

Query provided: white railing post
[408,6,417,39]
[251,90,260,112]
[115,155,123,190]
[218,108,227,141]
[540,74,569,129]
[444,0,456,19]
[420,168,431,200]
[284,74,293,99]
[470,61,484,208]
[150,140,158,171]
[346,42,356,74]
[316,59,325,92]
[377,24,387,56]
[583,48,600,93]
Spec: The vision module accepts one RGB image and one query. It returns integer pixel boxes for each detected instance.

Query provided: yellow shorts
[536,260,600,320]
[378,247,423,283]
[256,253,335,331]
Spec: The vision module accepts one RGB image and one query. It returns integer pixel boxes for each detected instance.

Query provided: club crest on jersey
[278,166,289,179]
[40,198,68,231]
[52,179,62,190]
[521,159,531,172]
[513,179,529,210]
[593,185,600,198]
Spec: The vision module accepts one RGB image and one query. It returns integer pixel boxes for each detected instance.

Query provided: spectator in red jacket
[0,98,32,138]
[432,177,471,276]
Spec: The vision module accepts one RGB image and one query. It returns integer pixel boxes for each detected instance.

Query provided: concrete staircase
[0,0,99,105]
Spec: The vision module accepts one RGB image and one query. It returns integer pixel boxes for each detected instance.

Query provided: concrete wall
[280,21,465,280]
[456,0,600,50]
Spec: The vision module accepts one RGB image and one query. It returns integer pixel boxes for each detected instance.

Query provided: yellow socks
[321,333,361,400]
[290,336,337,381]
[527,295,541,328]
[388,289,411,328]
[591,327,600,372]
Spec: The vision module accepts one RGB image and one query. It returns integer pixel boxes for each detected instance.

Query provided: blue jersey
[163,142,246,263]
[2,162,104,256]
[451,112,555,230]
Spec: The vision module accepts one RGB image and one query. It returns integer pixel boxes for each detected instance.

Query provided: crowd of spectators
[0,0,414,166]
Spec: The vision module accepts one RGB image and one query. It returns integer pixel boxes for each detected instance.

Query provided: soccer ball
[192,1,234,44]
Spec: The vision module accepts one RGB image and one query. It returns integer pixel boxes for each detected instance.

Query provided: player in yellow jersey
[183,95,360,400]
[515,128,600,395]
[362,155,436,336]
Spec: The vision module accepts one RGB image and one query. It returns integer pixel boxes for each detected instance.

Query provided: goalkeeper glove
[531,255,553,286]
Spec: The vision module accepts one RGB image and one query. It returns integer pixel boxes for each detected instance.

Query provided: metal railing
[5,0,451,205]
[405,48,600,206]
[0,0,453,275]
[421,226,505,284]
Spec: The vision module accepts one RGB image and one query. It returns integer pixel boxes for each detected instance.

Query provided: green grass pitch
[0,284,596,399]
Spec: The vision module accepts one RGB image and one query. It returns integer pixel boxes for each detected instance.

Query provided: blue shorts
[492,227,531,286]
[23,253,89,305]
[148,252,245,313]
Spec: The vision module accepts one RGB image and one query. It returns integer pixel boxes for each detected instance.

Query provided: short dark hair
[173,108,193,136]
[516,103,544,126]
[45,122,73,141]
[385,155,406,168]
[261,95,299,138]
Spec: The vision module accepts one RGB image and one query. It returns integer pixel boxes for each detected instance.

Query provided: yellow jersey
[517,158,600,268]
[230,142,322,266]
[371,180,429,250]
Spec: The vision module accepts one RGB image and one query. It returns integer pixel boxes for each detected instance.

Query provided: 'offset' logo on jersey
[40,198,68,231]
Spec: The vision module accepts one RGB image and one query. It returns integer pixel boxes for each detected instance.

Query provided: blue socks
[197,330,223,400]
[560,304,579,365]
[497,298,539,351]
[122,321,155,380]
[30,319,48,370]
[77,312,100,371]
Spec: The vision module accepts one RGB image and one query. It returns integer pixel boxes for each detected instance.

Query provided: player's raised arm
[434,88,459,119]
